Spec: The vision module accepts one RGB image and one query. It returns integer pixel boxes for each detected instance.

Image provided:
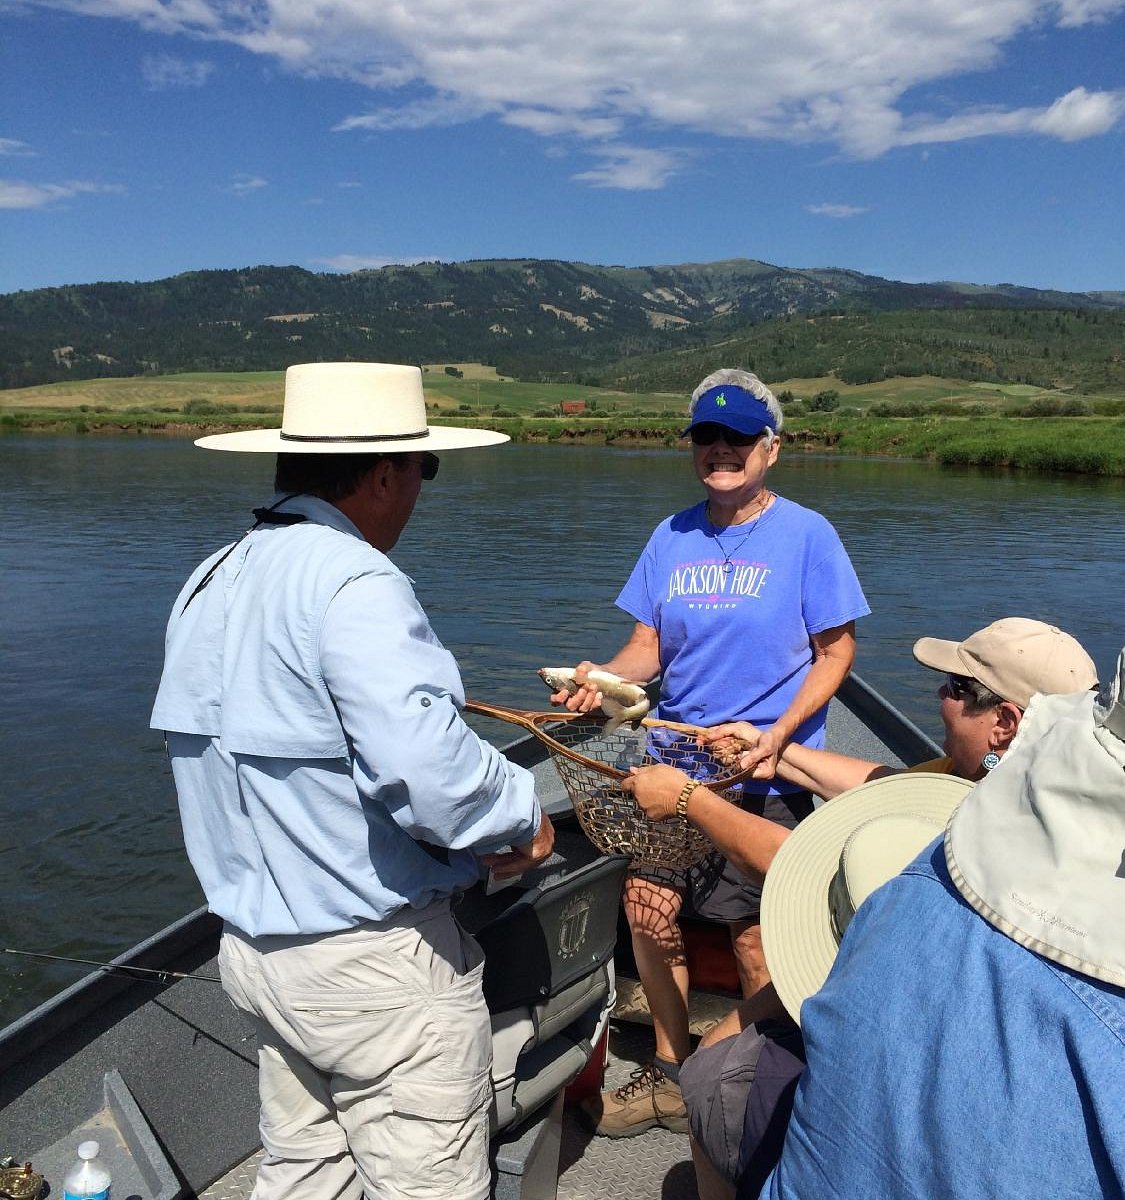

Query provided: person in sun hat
[550,368,869,1138]
[755,646,1125,1200]
[622,614,1096,1199]
[151,362,554,1200]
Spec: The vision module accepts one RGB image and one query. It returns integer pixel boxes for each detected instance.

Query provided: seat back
[456,829,629,1131]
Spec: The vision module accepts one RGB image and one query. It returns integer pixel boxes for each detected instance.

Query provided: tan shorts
[218,902,492,1200]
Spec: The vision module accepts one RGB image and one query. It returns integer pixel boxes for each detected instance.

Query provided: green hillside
[2,257,1122,390]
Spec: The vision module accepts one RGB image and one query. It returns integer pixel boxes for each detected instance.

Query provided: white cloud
[24,0,1125,180]
[0,138,37,157]
[890,87,1125,150]
[311,253,438,271]
[806,203,870,218]
[230,173,268,195]
[1054,0,1125,25]
[1031,86,1125,140]
[141,52,215,89]
[0,178,125,209]
[502,109,623,139]
[571,146,687,189]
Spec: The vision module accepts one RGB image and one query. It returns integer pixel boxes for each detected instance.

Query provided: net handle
[464,698,760,787]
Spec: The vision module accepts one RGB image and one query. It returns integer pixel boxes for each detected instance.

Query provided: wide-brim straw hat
[195,361,509,453]
[761,772,974,1025]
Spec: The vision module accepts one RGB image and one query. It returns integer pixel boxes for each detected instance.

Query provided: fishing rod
[2,946,221,984]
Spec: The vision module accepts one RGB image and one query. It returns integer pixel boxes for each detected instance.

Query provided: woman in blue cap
[552,368,870,1139]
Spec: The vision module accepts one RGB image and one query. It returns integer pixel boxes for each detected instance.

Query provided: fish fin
[601,697,626,735]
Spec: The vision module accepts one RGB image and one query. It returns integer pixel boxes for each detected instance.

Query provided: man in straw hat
[755,647,1125,1199]
[152,363,554,1200]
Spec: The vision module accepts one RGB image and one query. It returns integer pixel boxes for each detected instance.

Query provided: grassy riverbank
[3,369,1124,476]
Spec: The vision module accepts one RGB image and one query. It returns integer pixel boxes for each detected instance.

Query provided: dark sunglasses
[419,452,440,480]
[689,423,763,448]
[946,673,975,701]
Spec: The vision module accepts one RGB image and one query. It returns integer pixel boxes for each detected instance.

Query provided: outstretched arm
[549,621,660,713]
[621,764,789,883]
[706,723,897,802]
[774,743,897,800]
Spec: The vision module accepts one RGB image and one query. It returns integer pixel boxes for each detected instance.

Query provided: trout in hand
[538,667,650,733]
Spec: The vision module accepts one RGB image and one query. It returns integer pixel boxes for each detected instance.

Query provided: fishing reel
[0,1160,44,1200]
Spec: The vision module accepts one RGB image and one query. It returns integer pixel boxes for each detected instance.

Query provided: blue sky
[2,0,1123,295]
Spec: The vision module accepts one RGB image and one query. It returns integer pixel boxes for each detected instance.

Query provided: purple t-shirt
[616,497,868,781]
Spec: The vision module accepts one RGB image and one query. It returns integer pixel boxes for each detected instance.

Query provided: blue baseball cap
[681,383,775,438]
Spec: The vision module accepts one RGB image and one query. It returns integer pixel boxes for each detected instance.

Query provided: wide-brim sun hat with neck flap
[761,772,974,1025]
[946,646,1124,988]
[195,361,509,453]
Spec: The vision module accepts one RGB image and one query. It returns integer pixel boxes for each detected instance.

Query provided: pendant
[721,561,734,573]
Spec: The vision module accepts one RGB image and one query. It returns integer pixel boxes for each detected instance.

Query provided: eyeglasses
[946,673,975,701]
[419,453,440,480]
[689,424,763,448]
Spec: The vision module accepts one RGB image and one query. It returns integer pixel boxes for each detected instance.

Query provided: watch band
[676,778,700,821]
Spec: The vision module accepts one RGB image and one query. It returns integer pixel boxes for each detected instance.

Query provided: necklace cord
[707,491,772,571]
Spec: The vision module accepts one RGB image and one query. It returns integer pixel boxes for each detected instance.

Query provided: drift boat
[0,673,937,1200]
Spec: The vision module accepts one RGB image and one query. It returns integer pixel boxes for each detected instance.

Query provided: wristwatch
[675,778,700,821]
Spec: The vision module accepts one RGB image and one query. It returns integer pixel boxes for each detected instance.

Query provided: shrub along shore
[4,407,1123,476]
[2,371,1123,477]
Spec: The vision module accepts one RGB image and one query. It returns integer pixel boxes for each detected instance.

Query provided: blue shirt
[761,841,1125,1200]
[617,497,869,791]
[151,495,541,937]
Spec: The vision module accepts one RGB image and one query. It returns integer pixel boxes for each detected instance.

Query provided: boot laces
[613,1061,666,1101]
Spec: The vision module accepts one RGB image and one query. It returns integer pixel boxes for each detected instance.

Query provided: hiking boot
[579,1061,689,1137]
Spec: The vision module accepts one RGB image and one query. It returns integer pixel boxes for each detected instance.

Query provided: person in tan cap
[712,616,1097,798]
[755,647,1125,1200]
[151,363,554,1200]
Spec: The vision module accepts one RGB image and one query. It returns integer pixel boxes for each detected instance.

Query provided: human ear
[991,702,1022,751]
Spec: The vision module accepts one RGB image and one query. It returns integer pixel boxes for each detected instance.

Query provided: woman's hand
[737,725,785,780]
[547,660,605,713]
[702,721,761,767]
[620,764,692,822]
[703,720,781,779]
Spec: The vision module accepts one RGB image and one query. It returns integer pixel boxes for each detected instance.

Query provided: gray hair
[689,368,784,442]
[961,677,1008,715]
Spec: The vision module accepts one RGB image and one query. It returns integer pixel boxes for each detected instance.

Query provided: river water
[1,436,1121,1025]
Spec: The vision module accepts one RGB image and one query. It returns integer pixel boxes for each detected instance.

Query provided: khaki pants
[218,902,493,1200]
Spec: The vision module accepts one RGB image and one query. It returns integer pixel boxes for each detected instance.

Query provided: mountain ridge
[1,256,1121,391]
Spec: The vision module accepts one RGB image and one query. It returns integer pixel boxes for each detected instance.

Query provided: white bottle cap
[77,1142,100,1161]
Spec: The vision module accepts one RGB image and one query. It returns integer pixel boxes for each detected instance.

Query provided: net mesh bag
[542,717,744,870]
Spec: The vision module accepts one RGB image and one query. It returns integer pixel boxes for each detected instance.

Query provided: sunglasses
[689,424,763,448]
[418,452,440,480]
[946,673,975,701]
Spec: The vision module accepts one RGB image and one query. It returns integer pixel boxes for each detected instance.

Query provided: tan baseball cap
[912,617,1096,709]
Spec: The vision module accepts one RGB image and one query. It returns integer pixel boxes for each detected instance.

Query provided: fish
[538,666,650,733]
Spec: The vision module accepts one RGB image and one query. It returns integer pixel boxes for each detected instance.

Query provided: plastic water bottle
[62,1141,111,1200]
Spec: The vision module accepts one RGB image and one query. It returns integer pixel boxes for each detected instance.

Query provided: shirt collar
[269,492,365,541]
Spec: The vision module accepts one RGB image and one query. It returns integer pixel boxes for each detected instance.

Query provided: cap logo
[714,393,727,407]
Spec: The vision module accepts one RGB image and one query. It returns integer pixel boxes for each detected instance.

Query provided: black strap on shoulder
[180,494,306,615]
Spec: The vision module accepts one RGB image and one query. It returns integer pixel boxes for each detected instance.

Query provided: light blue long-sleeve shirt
[151,495,542,937]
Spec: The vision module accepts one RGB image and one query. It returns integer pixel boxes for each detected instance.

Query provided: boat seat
[456,829,629,1132]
